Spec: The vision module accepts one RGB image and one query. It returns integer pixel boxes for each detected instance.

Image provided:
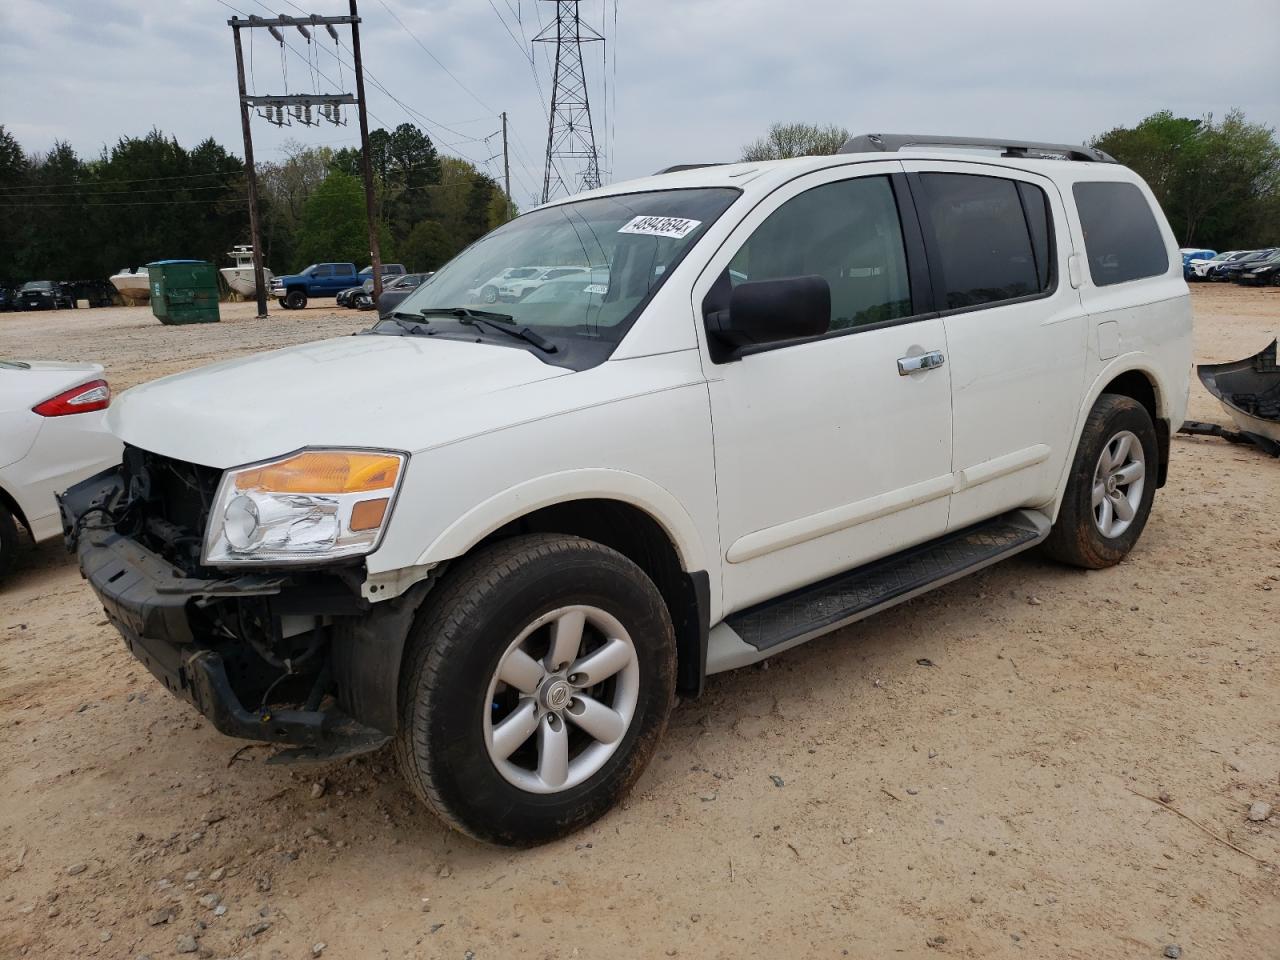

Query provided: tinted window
[1073,181,1169,286]
[917,174,1045,309]
[1017,181,1053,290]
[314,265,334,277]
[726,176,912,331]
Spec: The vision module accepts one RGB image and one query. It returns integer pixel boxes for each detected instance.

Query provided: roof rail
[838,133,1116,163]
[652,163,729,175]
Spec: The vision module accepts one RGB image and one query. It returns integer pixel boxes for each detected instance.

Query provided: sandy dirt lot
[1,288,1277,960]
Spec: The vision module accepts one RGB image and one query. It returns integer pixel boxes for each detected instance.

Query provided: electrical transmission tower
[534,1,604,204]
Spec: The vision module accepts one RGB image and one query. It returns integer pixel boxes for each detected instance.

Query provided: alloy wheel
[483,605,639,794]
[1092,429,1146,538]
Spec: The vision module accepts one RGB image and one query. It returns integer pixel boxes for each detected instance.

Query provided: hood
[109,335,570,468]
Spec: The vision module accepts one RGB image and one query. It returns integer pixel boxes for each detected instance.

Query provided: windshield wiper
[381,312,430,335]
[419,307,558,354]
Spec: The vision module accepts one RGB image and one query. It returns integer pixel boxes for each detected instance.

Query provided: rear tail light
[32,379,111,417]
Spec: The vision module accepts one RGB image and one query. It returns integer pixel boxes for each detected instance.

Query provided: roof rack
[838,133,1116,163]
[652,163,729,175]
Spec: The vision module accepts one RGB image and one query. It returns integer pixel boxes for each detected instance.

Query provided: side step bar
[707,509,1050,674]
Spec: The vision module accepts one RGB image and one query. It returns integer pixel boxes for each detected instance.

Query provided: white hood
[109,335,571,468]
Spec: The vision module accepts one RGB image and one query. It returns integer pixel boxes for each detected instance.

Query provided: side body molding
[415,468,709,574]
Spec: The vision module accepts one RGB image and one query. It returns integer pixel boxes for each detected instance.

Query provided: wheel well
[483,499,710,696]
[1100,370,1169,487]
[0,483,30,535]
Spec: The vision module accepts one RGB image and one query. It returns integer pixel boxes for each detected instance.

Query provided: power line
[374,0,496,114]
[0,196,250,209]
[0,170,244,192]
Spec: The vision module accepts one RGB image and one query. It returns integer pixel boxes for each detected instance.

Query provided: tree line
[0,123,511,284]
[741,111,1280,249]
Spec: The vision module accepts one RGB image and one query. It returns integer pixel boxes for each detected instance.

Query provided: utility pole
[230,23,268,318]
[348,0,382,301]
[501,111,513,220]
[225,6,379,306]
[534,1,604,204]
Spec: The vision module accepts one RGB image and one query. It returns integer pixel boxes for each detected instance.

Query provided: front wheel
[395,534,676,846]
[1043,393,1158,569]
[284,289,307,310]
[481,284,499,304]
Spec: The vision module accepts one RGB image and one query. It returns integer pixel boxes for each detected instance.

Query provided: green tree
[741,122,851,161]
[293,170,373,268]
[1092,110,1280,247]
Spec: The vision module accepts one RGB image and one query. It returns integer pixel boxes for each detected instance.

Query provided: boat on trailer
[219,245,273,298]
[109,267,150,304]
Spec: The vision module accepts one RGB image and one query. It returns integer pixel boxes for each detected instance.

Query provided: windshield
[21,281,53,291]
[394,187,739,348]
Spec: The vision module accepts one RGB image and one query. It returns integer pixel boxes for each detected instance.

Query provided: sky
[1,0,1278,209]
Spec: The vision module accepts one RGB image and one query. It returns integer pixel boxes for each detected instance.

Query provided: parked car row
[0,280,79,311]
[465,265,597,303]
[1184,247,1280,284]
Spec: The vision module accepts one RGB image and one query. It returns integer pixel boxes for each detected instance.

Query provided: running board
[707,509,1050,674]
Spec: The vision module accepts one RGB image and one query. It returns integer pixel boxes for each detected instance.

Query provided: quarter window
[1073,181,1169,286]
[725,175,913,332]
[916,173,1051,310]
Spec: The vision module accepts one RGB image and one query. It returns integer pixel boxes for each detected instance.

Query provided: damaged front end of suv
[59,445,424,762]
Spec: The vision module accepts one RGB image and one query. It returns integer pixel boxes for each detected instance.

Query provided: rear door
[694,162,955,612]
[902,161,1087,530]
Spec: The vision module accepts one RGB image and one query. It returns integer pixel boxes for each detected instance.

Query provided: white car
[498,265,590,301]
[467,266,549,304]
[62,133,1191,846]
[1187,250,1247,280]
[0,361,121,579]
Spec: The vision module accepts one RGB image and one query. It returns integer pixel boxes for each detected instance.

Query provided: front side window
[916,173,1049,309]
[392,187,739,348]
[1073,181,1169,286]
[724,175,913,332]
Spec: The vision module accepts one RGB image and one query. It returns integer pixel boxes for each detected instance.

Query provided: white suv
[62,134,1191,846]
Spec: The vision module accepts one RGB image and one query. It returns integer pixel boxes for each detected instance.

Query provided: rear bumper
[63,470,392,753]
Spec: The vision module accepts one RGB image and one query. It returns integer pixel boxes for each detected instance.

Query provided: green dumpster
[147,260,221,325]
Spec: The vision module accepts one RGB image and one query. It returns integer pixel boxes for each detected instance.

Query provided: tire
[395,534,677,846]
[284,289,307,310]
[0,504,20,582]
[1043,394,1159,569]
[482,284,499,304]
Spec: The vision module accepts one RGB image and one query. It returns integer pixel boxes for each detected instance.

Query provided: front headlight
[203,449,406,565]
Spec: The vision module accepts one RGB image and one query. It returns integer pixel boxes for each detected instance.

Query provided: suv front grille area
[120,444,222,577]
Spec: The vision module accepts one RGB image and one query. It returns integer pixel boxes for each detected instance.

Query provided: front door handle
[897,350,946,376]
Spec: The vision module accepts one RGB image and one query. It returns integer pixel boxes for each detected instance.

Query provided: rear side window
[1073,182,1169,286]
[916,173,1051,310]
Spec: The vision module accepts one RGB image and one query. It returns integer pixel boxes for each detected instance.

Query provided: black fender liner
[330,579,435,735]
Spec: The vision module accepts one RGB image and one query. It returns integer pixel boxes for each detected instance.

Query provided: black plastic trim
[676,570,711,697]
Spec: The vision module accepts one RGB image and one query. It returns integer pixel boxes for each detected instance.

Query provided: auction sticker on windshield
[618,216,702,239]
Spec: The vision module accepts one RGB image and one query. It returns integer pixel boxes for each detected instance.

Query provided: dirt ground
[1,287,1277,960]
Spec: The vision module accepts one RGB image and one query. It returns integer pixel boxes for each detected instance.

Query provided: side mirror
[706,276,830,350]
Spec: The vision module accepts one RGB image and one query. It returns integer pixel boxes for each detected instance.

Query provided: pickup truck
[270,263,359,309]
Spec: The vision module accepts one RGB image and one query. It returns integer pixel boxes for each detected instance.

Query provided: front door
[693,163,955,614]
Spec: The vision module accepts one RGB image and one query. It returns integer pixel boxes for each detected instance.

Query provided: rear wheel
[0,505,20,581]
[1043,394,1158,569]
[284,289,307,310]
[395,534,676,846]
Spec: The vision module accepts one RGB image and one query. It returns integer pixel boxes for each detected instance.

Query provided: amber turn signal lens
[235,452,401,494]
[349,498,389,532]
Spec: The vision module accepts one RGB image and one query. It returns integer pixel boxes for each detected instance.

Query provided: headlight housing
[203,449,406,565]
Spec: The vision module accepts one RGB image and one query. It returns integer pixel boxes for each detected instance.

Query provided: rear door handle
[897,350,946,375]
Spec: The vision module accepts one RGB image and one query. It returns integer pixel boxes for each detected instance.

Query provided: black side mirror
[705,275,830,351]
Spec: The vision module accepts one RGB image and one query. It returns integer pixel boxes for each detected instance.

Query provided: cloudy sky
[2,0,1277,208]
